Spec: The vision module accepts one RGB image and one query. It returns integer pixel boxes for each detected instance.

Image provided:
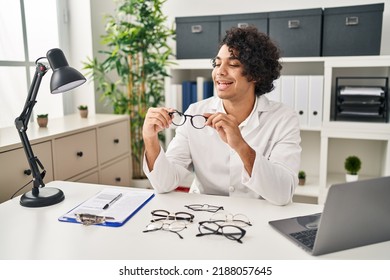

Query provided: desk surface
[1,181,389,260]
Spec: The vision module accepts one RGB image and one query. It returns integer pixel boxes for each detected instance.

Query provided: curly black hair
[217,26,282,96]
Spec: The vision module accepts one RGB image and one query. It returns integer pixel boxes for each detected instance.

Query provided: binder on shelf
[308,75,324,128]
[58,187,155,227]
[267,77,281,102]
[295,76,309,126]
[280,75,295,109]
[196,76,205,102]
[203,80,214,99]
[167,84,183,112]
[182,81,197,112]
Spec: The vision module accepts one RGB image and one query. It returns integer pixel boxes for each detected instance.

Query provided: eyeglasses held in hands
[168,110,208,129]
[151,209,194,223]
[185,204,224,213]
[196,220,247,244]
[143,220,187,239]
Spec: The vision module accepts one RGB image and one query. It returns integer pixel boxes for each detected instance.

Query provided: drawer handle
[288,19,300,29]
[24,169,32,176]
[345,16,359,26]
[191,25,202,33]
[299,110,304,115]
[113,138,120,144]
[237,22,248,28]
[76,151,84,157]
[313,111,318,116]
[115,177,121,182]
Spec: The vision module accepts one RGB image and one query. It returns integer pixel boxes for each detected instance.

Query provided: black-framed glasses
[143,220,187,239]
[210,212,252,227]
[151,209,194,223]
[196,220,246,243]
[168,110,208,129]
[185,204,224,213]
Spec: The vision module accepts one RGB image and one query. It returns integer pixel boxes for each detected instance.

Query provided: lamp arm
[14,63,48,196]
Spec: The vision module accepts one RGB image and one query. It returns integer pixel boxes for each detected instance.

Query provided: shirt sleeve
[242,111,301,206]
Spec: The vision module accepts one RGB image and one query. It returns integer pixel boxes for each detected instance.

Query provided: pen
[103,193,122,210]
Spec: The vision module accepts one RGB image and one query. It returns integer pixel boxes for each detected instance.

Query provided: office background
[68,0,390,116]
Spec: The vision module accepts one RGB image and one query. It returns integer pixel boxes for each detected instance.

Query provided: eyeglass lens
[198,221,246,243]
[145,220,186,232]
[210,212,252,227]
[169,111,207,129]
[185,204,224,213]
[144,220,187,239]
[151,209,194,222]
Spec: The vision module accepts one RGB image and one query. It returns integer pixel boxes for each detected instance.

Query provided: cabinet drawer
[75,171,99,184]
[97,120,130,164]
[54,130,97,180]
[0,141,53,203]
[100,157,131,187]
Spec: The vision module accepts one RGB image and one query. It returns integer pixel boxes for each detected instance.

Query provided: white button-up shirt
[143,95,301,205]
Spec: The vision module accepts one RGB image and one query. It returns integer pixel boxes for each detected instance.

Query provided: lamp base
[20,187,65,207]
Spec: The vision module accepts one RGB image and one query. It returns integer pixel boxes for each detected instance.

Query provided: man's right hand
[142,107,173,139]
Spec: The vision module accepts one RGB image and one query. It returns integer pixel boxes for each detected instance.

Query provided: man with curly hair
[142,26,301,205]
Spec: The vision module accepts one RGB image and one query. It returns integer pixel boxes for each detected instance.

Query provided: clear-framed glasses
[210,212,252,227]
[196,220,247,243]
[168,110,208,129]
[151,209,194,223]
[143,220,187,239]
[185,204,224,213]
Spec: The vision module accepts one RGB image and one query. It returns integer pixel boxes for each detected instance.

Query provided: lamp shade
[47,48,86,94]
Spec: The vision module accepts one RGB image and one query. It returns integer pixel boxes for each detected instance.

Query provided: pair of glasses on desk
[196,212,252,244]
[142,210,194,239]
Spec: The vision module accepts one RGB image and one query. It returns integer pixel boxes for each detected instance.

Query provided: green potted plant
[344,155,361,182]
[37,114,48,128]
[298,170,306,186]
[78,105,88,118]
[83,0,175,181]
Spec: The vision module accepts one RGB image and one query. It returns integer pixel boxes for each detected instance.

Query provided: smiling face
[212,44,255,103]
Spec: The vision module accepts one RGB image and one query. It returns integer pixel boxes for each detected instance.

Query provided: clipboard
[58,187,155,227]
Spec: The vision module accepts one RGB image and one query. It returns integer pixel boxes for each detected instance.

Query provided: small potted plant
[37,114,48,128]
[77,105,88,118]
[344,155,361,182]
[298,170,306,186]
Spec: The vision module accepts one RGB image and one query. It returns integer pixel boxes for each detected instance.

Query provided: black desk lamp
[14,48,86,207]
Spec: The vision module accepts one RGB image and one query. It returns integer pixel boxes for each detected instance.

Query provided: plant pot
[37,117,48,128]
[79,109,88,118]
[346,174,358,182]
[130,178,152,189]
[298,178,306,186]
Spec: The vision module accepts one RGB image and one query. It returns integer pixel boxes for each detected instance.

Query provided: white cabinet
[0,114,131,203]
[164,56,390,204]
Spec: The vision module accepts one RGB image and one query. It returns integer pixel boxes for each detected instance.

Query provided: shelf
[294,176,320,198]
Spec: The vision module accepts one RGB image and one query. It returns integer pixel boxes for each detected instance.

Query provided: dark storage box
[176,16,220,59]
[269,8,323,57]
[322,3,384,56]
[220,12,268,37]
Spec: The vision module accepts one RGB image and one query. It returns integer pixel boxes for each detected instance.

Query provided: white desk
[0,181,389,260]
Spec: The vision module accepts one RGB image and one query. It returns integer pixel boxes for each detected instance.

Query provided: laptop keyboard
[290,228,318,250]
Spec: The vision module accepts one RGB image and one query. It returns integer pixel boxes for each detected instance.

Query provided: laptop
[269,176,390,256]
